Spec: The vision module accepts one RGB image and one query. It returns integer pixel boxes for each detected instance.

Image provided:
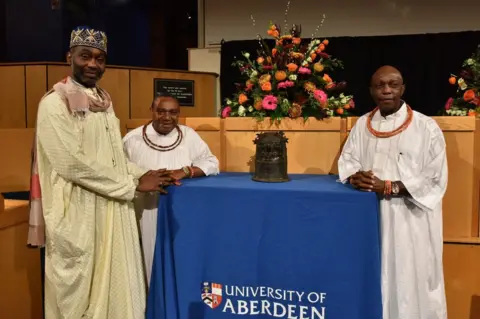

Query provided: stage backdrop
[220,31,480,116]
[204,0,480,46]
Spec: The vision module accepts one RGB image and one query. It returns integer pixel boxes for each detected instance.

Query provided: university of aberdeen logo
[202,282,223,309]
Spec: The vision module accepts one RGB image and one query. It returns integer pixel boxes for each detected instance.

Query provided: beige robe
[36,87,147,319]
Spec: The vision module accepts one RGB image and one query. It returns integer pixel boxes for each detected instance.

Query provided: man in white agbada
[28,26,173,319]
[338,66,448,319]
[123,95,219,285]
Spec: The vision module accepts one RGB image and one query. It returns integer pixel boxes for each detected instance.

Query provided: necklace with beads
[366,105,414,138]
[142,121,183,151]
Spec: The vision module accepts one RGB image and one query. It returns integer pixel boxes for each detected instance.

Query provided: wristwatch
[392,182,400,195]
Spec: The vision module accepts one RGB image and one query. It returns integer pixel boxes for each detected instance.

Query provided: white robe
[338,103,448,319]
[123,123,220,285]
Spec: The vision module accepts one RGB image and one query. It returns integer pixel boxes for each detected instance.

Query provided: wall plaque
[154,79,195,106]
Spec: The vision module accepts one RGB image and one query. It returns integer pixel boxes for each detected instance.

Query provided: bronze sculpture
[252,131,289,182]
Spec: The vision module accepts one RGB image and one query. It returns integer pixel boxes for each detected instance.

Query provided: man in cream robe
[123,96,219,286]
[32,27,171,319]
[338,66,448,319]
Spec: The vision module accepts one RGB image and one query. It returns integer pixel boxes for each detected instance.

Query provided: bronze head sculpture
[252,131,289,182]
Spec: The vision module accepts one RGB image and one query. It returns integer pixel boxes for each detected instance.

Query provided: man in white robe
[338,66,448,319]
[30,26,173,319]
[123,95,219,286]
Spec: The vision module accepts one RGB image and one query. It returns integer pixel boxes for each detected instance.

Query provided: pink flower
[262,95,278,110]
[445,98,453,110]
[313,89,327,104]
[349,99,355,108]
[221,106,232,118]
[298,67,312,75]
[277,80,294,89]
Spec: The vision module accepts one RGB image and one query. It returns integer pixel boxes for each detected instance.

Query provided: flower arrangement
[220,22,354,122]
[443,45,480,116]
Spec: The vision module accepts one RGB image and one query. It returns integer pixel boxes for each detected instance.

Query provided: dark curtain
[220,31,480,116]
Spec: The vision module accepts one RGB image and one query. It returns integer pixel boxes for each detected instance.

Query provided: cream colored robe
[338,103,448,319]
[36,88,147,319]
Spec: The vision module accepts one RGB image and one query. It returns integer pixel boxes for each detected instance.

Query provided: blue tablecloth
[146,173,381,319]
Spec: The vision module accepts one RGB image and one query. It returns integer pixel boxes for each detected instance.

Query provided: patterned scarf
[27,76,112,247]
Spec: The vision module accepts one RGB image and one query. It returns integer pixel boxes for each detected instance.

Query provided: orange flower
[254,99,263,110]
[468,110,476,117]
[261,82,272,91]
[287,63,298,72]
[319,44,326,51]
[310,53,317,60]
[292,38,301,45]
[291,52,304,59]
[343,103,351,110]
[322,39,329,45]
[272,30,279,38]
[448,77,456,85]
[275,70,287,81]
[336,108,344,115]
[464,89,476,102]
[272,48,277,57]
[245,80,254,90]
[259,74,271,84]
[267,30,273,36]
[325,83,336,89]
[313,63,324,72]
[304,82,316,92]
[270,25,276,30]
[323,74,333,83]
[257,57,264,64]
[238,93,248,104]
[266,56,272,64]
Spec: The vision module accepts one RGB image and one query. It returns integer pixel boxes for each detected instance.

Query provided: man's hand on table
[136,170,175,193]
[168,169,188,185]
[349,171,385,193]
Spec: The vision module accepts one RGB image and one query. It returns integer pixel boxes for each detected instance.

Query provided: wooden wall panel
[25,65,47,128]
[47,65,70,89]
[444,243,480,319]
[0,129,35,193]
[0,66,26,128]
[130,69,216,119]
[0,205,43,319]
[98,69,130,136]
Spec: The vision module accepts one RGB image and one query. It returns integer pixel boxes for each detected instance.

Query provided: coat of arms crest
[201,282,223,309]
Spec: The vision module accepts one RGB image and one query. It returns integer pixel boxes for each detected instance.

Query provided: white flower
[326,109,334,116]
[466,58,474,65]
[339,93,345,98]
[248,106,254,112]
[340,97,347,104]
[302,61,308,66]
[288,74,297,81]
[226,99,232,105]
[446,109,451,115]
[243,52,250,59]
[238,105,246,116]
[306,57,312,63]
[315,39,321,45]
[283,99,289,105]
[250,71,258,78]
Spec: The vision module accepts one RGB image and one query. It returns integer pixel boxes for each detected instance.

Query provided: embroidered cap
[70,26,108,53]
